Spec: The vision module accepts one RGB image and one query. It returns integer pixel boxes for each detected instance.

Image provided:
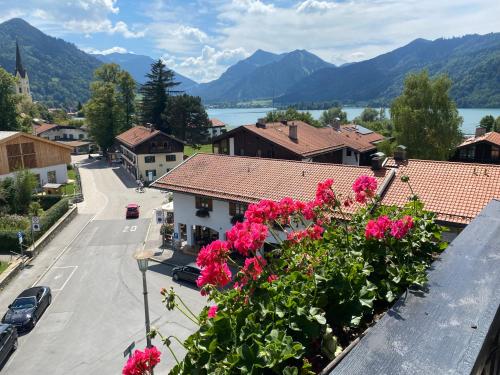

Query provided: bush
[0,214,30,231]
[35,198,69,241]
[36,195,62,211]
[156,177,445,374]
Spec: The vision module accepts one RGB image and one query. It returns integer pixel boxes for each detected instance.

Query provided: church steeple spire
[15,41,27,78]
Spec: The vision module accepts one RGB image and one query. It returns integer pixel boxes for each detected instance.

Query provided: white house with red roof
[208,118,227,139]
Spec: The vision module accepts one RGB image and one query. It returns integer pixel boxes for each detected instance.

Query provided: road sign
[32,216,41,232]
[156,209,164,224]
[17,231,23,244]
[173,232,179,239]
[123,341,135,358]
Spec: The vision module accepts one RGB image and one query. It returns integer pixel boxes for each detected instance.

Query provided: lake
[207,107,500,135]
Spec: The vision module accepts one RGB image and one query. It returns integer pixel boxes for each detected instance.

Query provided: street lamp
[134,249,154,348]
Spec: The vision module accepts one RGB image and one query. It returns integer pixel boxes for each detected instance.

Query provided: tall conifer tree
[139,59,180,132]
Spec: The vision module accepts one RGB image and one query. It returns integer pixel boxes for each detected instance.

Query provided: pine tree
[140,60,180,131]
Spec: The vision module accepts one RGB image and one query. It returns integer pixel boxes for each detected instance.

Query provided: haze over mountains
[0,17,498,108]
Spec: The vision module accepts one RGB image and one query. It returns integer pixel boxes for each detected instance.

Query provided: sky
[0,0,499,83]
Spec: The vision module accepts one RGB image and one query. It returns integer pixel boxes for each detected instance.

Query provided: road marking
[51,266,78,292]
[130,226,137,232]
[123,226,129,232]
[123,225,138,233]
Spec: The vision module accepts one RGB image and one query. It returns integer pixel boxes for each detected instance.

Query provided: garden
[123,175,445,375]
[0,170,71,254]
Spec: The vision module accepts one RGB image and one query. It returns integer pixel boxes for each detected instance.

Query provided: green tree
[479,115,495,132]
[319,107,348,126]
[0,67,20,131]
[140,60,180,131]
[265,108,320,127]
[359,107,379,123]
[391,70,462,160]
[0,171,36,214]
[85,64,127,153]
[118,71,136,131]
[164,94,210,146]
[495,116,500,132]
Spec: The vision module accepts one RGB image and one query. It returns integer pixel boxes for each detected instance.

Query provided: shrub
[36,195,62,211]
[154,176,444,375]
[35,198,69,241]
[0,214,30,231]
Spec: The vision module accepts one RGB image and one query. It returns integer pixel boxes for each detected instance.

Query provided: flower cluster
[197,240,230,268]
[122,346,161,375]
[352,175,377,204]
[315,178,335,205]
[235,256,267,289]
[207,305,218,319]
[287,224,324,244]
[196,262,232,289]
[365,215,414,240]
[226,221,268,256]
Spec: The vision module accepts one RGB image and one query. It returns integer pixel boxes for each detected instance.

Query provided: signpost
[32,216,41,232]
[17,231,24,267]
[155,209,164,224]
[123,341,135,358]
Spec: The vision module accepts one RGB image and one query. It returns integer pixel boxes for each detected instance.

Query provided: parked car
[0,324,17,366]
[126,203,140,219]
[2,286,52,331]
[172,263,201,284]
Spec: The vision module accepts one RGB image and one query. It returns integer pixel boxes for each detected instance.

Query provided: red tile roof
[458,131,500,148]
[116,125,161,148]
[34,123,58,135]
[382,159,500,224]
[151,153,390,208]
[336,125,385,152]
[210,118,226,127]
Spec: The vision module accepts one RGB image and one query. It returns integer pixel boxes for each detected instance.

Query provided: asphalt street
[0,157,206,374]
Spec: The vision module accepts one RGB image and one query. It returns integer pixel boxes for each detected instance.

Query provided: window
[346,149,352,156]
[79,134,84,139]
[166,154,176,162]
[151,142,157,149]
[163,142,170,149]
[492,146,500,160]
[145,169,157,181]
[195,196,213,211]
[144,155,155,163]
[69,134,74,140]
[47,170,57,183]
[34,174,41,188]
[229,202,247,216]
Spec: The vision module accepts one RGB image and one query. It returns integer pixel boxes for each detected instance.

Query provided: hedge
[36,195,63,211]
[0,198,69,253]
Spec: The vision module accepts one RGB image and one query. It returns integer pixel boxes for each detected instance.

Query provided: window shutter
[229,202,236,216]
[195,196,201,209]
[208,198,213,211]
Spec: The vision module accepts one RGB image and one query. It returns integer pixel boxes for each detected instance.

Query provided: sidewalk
[143,212,196,268]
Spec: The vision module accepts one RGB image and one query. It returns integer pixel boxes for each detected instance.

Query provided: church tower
[14,41,32,102]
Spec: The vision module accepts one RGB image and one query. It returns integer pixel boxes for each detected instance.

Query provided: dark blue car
[2,286,52,331]
[0,324,18,366]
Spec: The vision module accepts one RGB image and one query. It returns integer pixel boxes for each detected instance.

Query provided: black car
[0,324,17,366]
[172,263,201,284]
[2,286,52,331]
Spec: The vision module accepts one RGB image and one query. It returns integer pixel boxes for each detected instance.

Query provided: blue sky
[1,0,499,82]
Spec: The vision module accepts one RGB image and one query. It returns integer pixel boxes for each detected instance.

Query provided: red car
[126,203,140,219]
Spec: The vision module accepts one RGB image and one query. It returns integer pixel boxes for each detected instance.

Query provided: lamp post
[134,249,154,349]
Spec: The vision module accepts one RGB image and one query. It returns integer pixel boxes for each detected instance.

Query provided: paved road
[0,157,205,374]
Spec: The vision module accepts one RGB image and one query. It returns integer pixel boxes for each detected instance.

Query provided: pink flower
[122,346,161,375]
[352,176,377,204]
[196,262,232,288]
[302,201,318,221]
[315,179,335,205]
[308,224,324,240]
[267,274,278,283]
[196,240,230,268]
[207,305,218,318]
[242,256,267,281]
[226,221,268,256]
[377,215,392,232]
[390,216,414,239]
[402,215,414,230]
[244,200,280,224]
[365,216,390,240]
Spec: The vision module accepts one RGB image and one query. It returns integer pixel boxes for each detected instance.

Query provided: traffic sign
[32,216,41,232]
[155,209,164,224]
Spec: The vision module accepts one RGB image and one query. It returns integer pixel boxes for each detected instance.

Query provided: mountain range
[0,18,498,108]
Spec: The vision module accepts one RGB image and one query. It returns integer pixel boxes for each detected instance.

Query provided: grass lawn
[63,169,78,195]
[184,144,213,157]
[0,261,9,275]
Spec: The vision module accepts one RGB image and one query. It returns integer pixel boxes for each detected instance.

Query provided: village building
[33,123,90,141]
[151,153,500,252]
[0,131,72,187]
[452,127,500,164]
[207,118,227,139]
[212,120,384,166]
[115,125,185,183]
[13,41,32,102]
[58,140,92,155]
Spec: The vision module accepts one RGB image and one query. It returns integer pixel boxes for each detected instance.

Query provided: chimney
[256,118,267,129]
[289,122,298,140]
[371,152,386,170]
[394,145,407,162]
[332,117,341,131]
[475,126,486,137]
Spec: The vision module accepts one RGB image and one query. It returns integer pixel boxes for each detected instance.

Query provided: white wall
[41,127,89,141]
[229,137,235,156]
[342,148,359,166]
[0,163,68,185]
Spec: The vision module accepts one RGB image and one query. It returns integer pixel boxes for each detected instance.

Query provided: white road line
[51,266,78,292]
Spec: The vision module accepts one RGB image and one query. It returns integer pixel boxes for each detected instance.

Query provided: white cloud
[229,0,275,14]
[296,0,337,12]
[83,46,129,55]
[63,19,145,38]
[150,24,210,54]
[163,46,250,82]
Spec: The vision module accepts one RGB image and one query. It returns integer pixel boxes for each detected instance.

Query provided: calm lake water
[207,107,500,135]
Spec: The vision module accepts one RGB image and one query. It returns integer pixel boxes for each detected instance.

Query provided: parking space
[36,266,78,292]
